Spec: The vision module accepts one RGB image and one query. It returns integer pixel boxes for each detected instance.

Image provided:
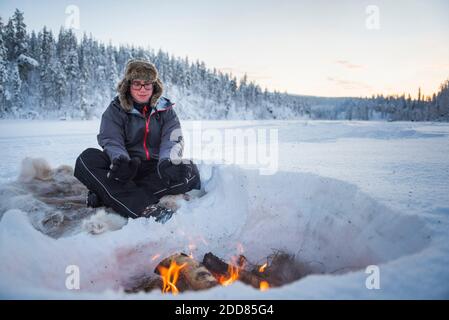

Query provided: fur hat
[117,59,164,111]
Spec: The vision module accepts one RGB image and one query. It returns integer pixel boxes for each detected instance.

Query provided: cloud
[335,60,363,69]
[327,77,372,90]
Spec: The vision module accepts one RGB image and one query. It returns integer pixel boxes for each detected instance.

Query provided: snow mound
[0,163,431,298]
[184,165,431,274]
[18,54,39,68]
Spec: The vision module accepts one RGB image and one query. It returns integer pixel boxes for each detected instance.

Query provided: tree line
[0,9,448,121]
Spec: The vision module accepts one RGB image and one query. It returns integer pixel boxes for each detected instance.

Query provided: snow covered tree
[4,18,15,61]
[65,32,79,104]
[0,17,9,114]
[39,27,58,108]
[28,30,40,59]
[3,9,27,62]
[12,9,27,59]
[436,80,449,120]
[7,63,22,112]
[105,44,119,94]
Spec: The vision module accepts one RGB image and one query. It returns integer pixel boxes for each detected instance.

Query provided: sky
[1,0,448,98]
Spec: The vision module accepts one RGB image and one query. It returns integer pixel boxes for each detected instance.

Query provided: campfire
[126,250,307,295]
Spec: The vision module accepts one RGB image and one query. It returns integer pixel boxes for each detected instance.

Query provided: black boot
[141,203,175,224]
[86,190,103,208]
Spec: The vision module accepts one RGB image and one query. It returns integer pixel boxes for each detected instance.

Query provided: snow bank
[0,163,430,298]
[17,54,39,68]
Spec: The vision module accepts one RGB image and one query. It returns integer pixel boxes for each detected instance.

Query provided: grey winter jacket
[97,96,183,164]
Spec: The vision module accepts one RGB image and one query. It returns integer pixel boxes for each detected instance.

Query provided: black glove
[157,159,185,186]
[107,155,141,183]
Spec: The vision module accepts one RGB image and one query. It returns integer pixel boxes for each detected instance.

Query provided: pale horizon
[1,0,448,99]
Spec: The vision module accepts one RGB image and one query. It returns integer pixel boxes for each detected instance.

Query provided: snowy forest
[0,9,448,121]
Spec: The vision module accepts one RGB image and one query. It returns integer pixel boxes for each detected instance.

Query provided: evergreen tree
[8,63,22,111]
[0,17,9,113]
[4,18,15,61]
[12,9,27,58]
[106,44,119,94]
[39,27,57,108]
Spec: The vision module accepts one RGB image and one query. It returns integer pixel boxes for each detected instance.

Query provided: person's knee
[74,148,106,179]
[76,148,106,168]
[79,148,103,161]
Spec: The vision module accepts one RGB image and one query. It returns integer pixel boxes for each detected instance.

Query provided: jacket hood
[112,96,174,115]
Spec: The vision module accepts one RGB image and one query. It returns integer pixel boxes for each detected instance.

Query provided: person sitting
[74,59,201,222]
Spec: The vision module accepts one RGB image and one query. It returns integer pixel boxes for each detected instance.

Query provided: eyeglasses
[131,81,153,91]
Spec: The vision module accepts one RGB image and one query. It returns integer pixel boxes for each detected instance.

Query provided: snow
[17,54,39,68]
[0,119,448,299]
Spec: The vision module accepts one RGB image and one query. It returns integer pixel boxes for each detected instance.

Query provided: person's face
[130,79,153,104]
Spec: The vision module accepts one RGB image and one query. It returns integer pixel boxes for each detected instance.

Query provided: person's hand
[107,155,141,183]
[157,159,185,186]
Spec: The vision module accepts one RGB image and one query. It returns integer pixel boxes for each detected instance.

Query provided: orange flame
[219,263,240,286]
[258,263,267,273]
[260,281,269,291]
[158,260,187,295]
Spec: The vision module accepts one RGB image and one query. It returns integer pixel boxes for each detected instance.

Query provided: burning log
[126,250,305,294]
[202,252,268,289]
[155,253,218,294]
[256,251,307,287]
[202,252,229,274]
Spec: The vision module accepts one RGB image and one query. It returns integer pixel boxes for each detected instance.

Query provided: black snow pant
[74,148,201,219]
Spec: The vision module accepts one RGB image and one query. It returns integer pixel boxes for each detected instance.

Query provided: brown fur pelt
[0,157,96,238]
[18,157,87,206]
[0,157,189,237]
